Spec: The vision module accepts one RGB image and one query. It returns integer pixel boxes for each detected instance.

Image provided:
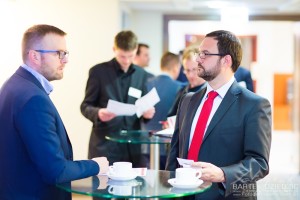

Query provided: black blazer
[166,81,272,200]
[81,58,149,164]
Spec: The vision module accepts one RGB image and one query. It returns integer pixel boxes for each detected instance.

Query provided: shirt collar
[205,76,235,99]
[113,58,135,75]
[21,64,53,95]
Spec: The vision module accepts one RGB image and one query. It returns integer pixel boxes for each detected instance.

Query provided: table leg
[150,144,160,170]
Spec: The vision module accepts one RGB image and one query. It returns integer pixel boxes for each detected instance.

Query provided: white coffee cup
[108,185,132,196]
[175,167,201,184]
[109,162,133,177]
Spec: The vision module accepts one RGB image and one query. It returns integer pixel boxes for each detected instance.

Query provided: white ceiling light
[221,6,249,23]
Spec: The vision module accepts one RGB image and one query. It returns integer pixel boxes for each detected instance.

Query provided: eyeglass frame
[194,51,226,59]
[34,50,69,60]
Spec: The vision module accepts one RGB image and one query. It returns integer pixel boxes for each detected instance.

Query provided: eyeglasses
[35,50,69,60]
[194,52,225,59]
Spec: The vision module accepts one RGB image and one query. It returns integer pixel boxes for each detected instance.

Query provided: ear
[28,50,41,65]
[223,54,232,68]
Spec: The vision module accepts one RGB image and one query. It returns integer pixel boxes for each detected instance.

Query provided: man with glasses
[0,24,109,200]
[166,30,271,199]
[81,30,155,168]
[168,46,206,117]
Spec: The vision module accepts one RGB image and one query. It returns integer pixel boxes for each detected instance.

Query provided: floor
[73,131,300,200]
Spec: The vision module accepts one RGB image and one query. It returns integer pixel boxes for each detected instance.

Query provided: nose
[61,57,68,64]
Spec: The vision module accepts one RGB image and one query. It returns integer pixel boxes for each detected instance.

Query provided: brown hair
[114,30,138,51]
[205,30,242,72]
[136,43,149,55]
[160,52,180,71]
[22,24,66,62]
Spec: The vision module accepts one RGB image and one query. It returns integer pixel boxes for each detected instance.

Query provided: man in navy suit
[234,66,254,92]
[166,30,271,199]
[0,24,109,200]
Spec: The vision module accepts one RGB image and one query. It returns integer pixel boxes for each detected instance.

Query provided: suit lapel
[202,82,241,142]
[181,89,207,157]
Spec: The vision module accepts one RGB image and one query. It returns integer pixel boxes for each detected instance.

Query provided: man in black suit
[166,30,271,199]
[81,30,155,167]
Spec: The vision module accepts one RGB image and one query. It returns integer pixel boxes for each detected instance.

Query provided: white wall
[0,0,121,160]
[125,11,163,75]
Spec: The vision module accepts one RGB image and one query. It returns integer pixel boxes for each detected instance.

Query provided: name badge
[128,87,142,99]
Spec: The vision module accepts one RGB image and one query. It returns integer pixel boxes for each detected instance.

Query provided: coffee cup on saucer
[175,167,201,184]
[108,185,132,196]
[109,162,133,177]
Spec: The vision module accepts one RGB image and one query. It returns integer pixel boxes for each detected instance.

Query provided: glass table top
[105,130,171,144]
[57,170,211,198]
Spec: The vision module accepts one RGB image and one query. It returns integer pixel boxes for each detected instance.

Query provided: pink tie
[188,91,218,161]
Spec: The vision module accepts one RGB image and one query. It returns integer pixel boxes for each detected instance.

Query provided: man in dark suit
[0,24,109,200]
[81,30,155,167]
[166,30,271,199]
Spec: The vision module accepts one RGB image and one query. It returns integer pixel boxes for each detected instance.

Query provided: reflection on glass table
[57,170,211,199]
[105,130,172,170]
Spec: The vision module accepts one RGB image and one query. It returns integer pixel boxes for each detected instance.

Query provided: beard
[197,60,221,81]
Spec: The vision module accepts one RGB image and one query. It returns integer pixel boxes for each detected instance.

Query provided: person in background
[176,49,188,83]
[133,43,154,79]
[168,46,206,117]
[234,66,254,92]
[80,30,155,169]
[166,30,271,199]
[143,52,183,169]
[0,24,109,200]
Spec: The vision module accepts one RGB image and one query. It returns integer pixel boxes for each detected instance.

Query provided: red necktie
[188,91,218,161]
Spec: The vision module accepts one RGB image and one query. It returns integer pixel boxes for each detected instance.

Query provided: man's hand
[192,161,225,182]
[92,157,109,175]
[142,107,155,119]
[98,108,116,122]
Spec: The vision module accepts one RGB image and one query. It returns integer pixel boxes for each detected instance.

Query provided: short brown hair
[114,30,138,51]
[22,24,66,62]
[136,43,149,55]
[205,30,242,72]
[160,52,180,71]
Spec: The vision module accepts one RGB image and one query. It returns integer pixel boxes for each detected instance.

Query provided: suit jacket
[166,81,272,200]
[0,67,99,200]
[144,74,182,131]
[80,58,149,166]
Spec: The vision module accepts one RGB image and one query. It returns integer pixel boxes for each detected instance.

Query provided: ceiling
[120,0,300,16]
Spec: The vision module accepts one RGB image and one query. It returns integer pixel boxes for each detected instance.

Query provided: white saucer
[107,179,139,187]
[168,178,203,189]
[107,170,137,181]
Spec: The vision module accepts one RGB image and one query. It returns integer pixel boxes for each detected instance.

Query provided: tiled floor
[73,131,300,200]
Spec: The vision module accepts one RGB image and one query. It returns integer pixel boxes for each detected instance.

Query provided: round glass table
[57,170,211,199]
[105,130,172,170]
